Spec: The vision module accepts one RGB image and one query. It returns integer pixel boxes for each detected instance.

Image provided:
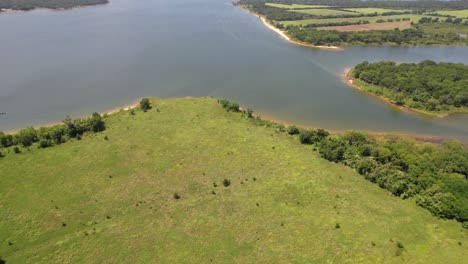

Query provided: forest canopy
[352,60,468,112]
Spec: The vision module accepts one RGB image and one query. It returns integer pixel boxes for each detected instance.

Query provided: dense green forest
[0,0,108,11]
[218,100,468,227]
[351,61,468,113]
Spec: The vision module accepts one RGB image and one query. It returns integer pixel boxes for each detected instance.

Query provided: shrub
[129,109,135,115]
[15,127,37,147]
[38,139,52,149]
[13,147,21,153]
[319,138,346,162]
[218,99,240,112]
[247,108,254,118]
[140,98,152,112]
[223,179,231,187]
[299,130,314,144]
[173,193,181,200]
[287,125,300,135]
[335,223,341,229]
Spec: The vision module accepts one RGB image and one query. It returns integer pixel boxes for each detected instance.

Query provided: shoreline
[0,2,108,14]
[259,17,343,51]
[253,109,449,145]
[4,100,139,134]
[237,4,343,51]
[2,97,454,144]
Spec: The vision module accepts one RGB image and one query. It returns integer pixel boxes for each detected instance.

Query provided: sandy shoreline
[236,4,343,52]
[259,16,343,51]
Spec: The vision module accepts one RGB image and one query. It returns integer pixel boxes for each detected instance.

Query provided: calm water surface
[0,0,467,141]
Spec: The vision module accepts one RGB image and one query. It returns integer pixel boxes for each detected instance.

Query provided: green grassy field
[280,14,423,26]
[265,3,331,9]
[291,8,357,16]
[0,97,467,263]
[418,22,468,34]
[344,8,410,14]
[428,9,468,18]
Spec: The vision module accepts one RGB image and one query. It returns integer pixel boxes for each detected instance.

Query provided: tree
[15,127,37,147]
[140,98,152,112]
[287,126,300,135]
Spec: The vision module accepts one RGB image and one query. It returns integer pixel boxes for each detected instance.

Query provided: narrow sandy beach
[257,16,343,51]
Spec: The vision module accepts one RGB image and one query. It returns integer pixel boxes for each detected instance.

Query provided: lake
[0,0,467,142]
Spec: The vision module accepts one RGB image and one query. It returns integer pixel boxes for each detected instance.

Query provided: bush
[219,99,240,112]
[15,127,37,147]
[287,125,300,135]
[173,193,181,200]
[223,179,231,187]
[140,98,152,112]
[299,130,314,144]
[319,138,346,162]
[38,139,52,149]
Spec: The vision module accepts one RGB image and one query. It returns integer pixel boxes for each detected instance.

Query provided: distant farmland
[319,21,412,32]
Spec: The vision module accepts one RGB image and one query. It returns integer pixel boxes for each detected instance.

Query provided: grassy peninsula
[0,97,467,263]
[236,0,468,48]
[347,61,468,117]
[0,0,108,12]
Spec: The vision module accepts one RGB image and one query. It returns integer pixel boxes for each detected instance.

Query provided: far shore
[342,68,468,119]
[237,4,343,51]
[0,2,108,14]
[259,17,343,51]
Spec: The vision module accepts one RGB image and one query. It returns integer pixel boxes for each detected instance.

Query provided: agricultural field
[291,8,359,17]
[265,3,330,9]
[1,97,467,263]
[428,9,468,19]
[319,21,412,32]
[344,8,410,14]
[280,14,424,26]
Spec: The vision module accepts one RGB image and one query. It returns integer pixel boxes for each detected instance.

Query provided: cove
[0,0,467,142]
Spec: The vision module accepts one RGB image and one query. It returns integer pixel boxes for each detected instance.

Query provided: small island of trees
[350,60,468,116]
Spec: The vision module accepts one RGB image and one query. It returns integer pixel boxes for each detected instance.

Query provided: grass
[265,3,331,9]
[418,22,468,34]
[291,8,358,17]
[280,14,424,26]
[344,8,410,14]
[0,97,467,263]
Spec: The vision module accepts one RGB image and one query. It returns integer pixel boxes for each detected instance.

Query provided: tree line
[217,99,468,227]
[0,0,108,11]
[239,0,468,11]
[286,26,468,46]
[353,60,468,112]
